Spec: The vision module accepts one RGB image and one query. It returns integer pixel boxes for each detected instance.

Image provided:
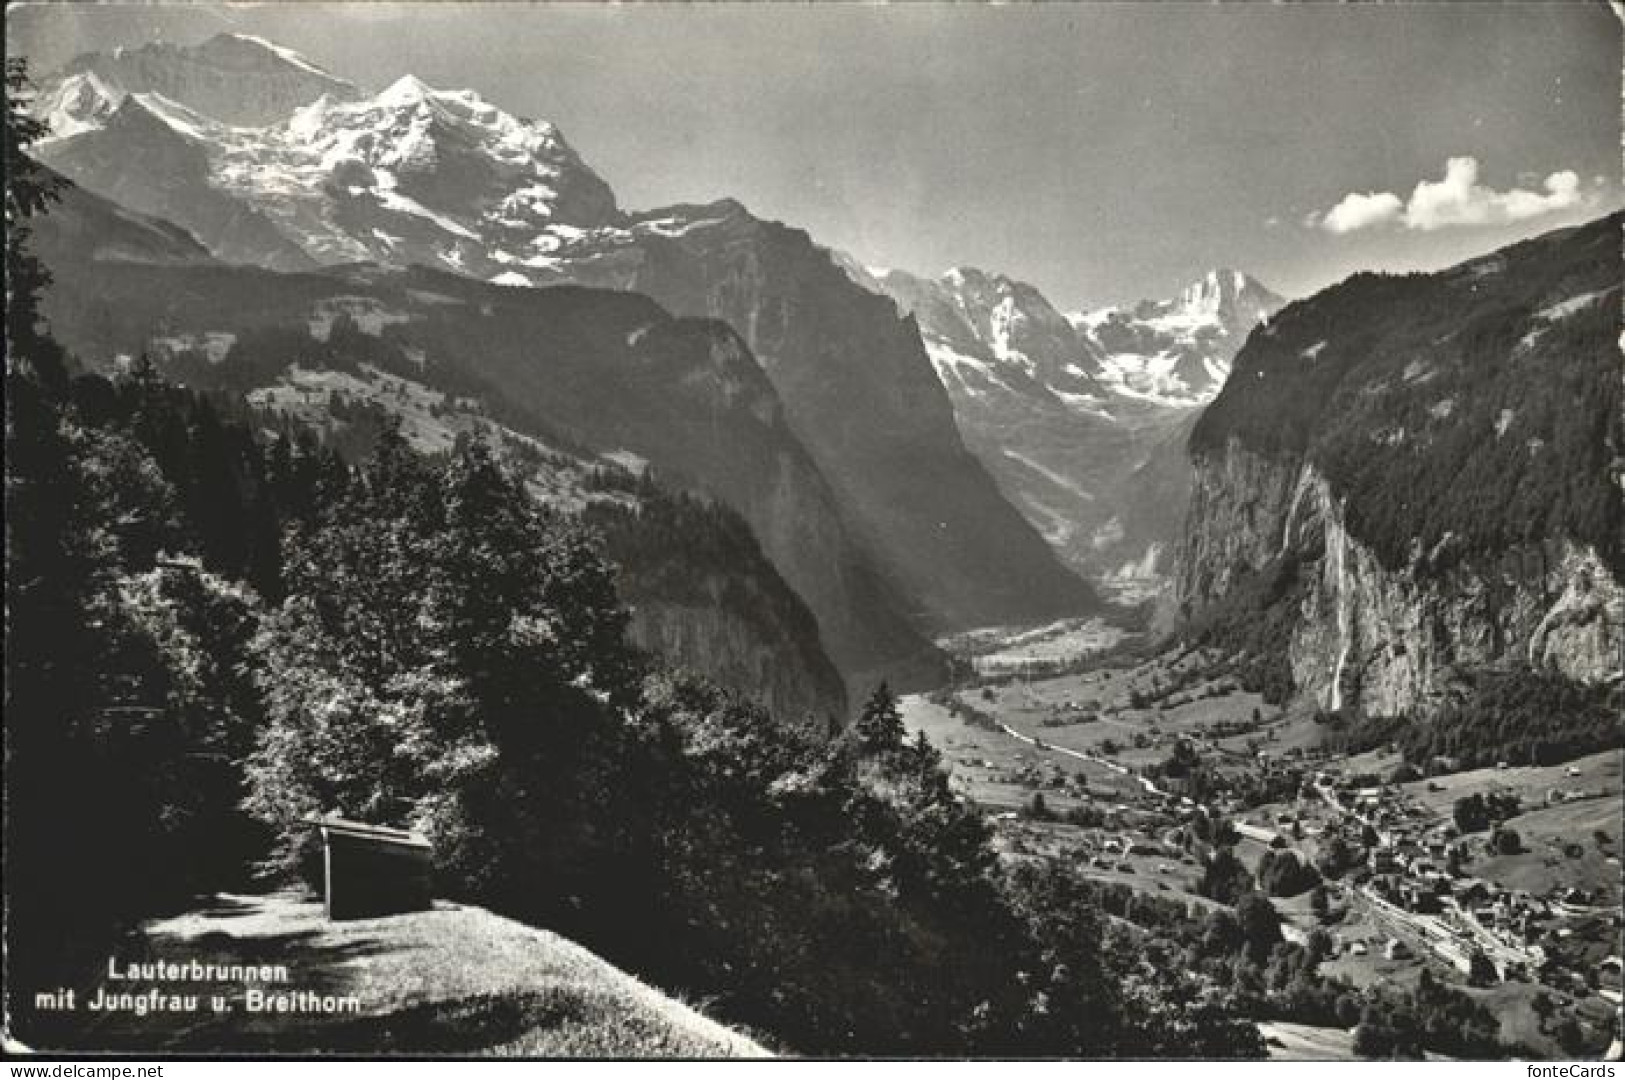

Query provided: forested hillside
[1179,215,1623,726]
[1191,216,1622,576]
[6,66,1266,1056]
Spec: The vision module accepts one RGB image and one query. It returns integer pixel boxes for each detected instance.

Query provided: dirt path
[16,891,768,1057]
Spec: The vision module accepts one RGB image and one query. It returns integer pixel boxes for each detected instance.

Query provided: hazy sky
[9,2,1622,308]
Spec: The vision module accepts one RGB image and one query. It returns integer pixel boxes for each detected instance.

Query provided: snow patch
[638,215,727,238]
[372,169,478,239]
[1537,288,1614,322]
[923,339,1018,400]
[224,33,340,80]
[600,450,648,476]
[130,92,219,140]
[1402,359,1436,383]
[1000,448,1096,503]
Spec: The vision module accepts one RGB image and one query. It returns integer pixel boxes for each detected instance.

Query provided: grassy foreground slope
[29,892,769,1057]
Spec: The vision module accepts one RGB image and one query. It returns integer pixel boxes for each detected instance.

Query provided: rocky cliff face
[605,208,1100,633]
[26,185,853,721]
[1183,441,1623,715]
[24,163,213,267]
[1180,215,1623,717]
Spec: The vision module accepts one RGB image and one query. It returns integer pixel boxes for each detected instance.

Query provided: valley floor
[902,623,1624,1060]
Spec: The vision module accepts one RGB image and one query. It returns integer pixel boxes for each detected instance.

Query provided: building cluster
[1310,770,1620,993]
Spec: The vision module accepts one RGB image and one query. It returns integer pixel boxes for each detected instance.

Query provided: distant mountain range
[29,33,1297,613]
[865,261,1283,598]
[26,32,1112,708]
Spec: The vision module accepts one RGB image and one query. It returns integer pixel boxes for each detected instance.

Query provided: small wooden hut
[309,817,433,920]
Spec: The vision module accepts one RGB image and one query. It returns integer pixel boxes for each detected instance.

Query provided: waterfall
[1328,498,1353,711]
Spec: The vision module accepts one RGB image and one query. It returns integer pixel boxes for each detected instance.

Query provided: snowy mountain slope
[876,266,1111,415]
[36,93,319,271]
[36,52,621,275]
[1072,269,1285,406]
[45,32,359,128]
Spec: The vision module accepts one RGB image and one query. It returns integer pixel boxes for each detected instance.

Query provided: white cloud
[1405,156,1582,230]
[1321,190,1404,234]
[1315,156,1588,234]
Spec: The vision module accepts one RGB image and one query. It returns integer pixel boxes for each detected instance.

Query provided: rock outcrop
[1182,441,1623,715]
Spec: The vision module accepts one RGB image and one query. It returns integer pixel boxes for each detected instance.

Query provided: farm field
[897,695,1112,813]
[992,818,1217,902]
[1397,749,1622,907]
[1399,750,1622,817]
[903,624,1623,1061]
[1258,1021,1355,1060]
[1471,795,1622,904]
[937,617,1131,675]
[951,654,1280,781]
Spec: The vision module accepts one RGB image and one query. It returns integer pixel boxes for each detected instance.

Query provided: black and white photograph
[3,0,1622,1063]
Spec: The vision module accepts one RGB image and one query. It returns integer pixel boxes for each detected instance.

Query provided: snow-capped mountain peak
[35,70,124,142]
[265,71,619,236]
[867,264,1107,415]
[376,73,436,107]
[34,43,622,273]
[1072,269,1285,406]
[1169,267,1279,325]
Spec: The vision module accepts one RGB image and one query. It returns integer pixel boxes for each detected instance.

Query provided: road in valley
[993,720,1170,799]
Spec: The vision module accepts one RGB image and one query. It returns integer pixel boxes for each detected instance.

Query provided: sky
[8,1,1622,309]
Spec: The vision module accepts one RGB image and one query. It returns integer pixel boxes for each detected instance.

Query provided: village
[899,637,1623,1056]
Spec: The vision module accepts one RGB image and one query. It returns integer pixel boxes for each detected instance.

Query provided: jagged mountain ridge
[32,34,1098,639]
[869,262,1279,600]
[44,33,359,128]
[1072,269,1285,406]
[877,265,1111,409]
[1180,214,1623,716]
